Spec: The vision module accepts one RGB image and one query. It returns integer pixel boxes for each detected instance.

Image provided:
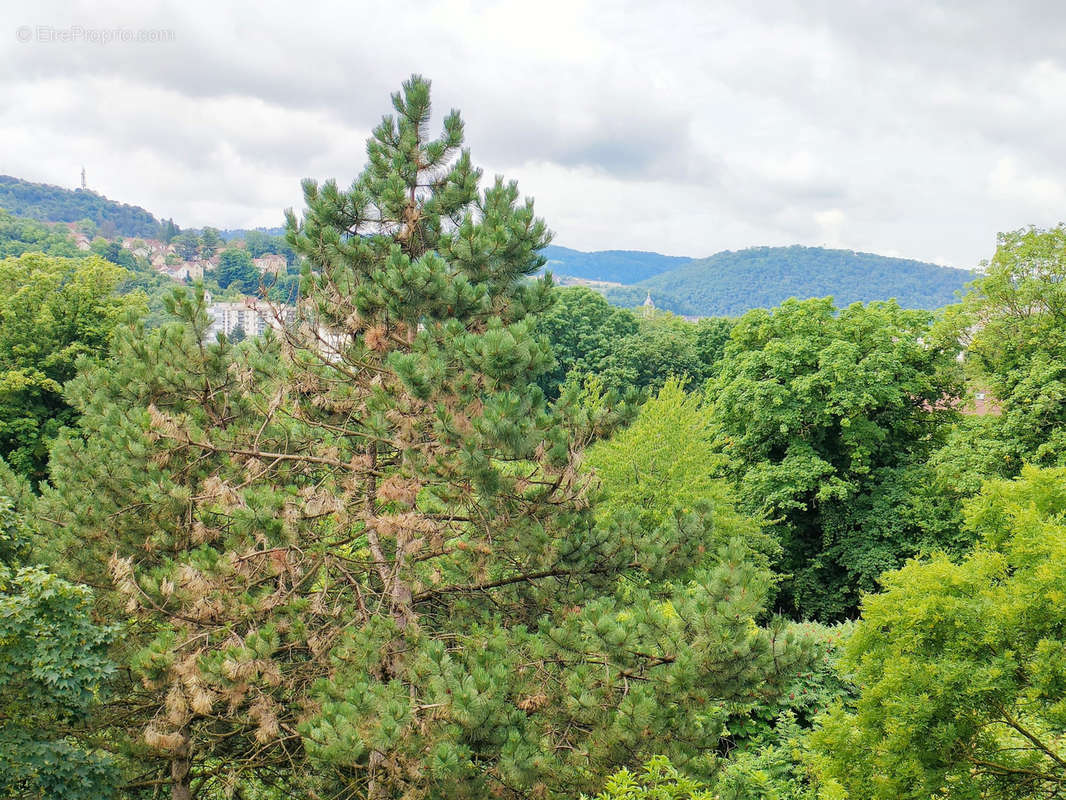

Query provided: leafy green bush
[584,757,715,800]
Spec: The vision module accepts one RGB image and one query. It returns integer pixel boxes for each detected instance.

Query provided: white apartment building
[206,300,280,339]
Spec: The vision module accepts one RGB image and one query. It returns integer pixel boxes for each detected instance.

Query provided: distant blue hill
[601,245,974,317]
[542,245,693,284]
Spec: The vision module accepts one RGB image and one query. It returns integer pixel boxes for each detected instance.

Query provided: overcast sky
[2,0,1064,267]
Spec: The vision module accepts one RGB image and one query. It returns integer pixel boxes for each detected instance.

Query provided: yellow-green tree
[811,466,1066,799]
[584,377,776,567]
[0,252,140,482]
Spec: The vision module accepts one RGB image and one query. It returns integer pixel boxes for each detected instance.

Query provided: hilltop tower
[80,166,86,189]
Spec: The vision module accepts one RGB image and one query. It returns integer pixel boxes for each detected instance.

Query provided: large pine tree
[39,76,810,799]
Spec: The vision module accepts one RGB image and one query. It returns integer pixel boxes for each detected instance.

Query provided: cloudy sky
[2,0,1063,267]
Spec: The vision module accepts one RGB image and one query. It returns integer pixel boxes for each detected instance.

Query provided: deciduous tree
[947,224,1066,466]
[0,252,141,482]
[212,247,259,294]
[711,298,961,619]
[811,466,1066,799]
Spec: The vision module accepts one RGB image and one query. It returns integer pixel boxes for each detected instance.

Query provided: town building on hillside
[167,262,204,281]
[253,254,286,274]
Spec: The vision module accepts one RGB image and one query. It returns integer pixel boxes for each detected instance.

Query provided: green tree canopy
[0,209,81,258]
[212,247,259,294]
[90,237,138,270]
[585,757,716,800]
[711,298,962,620]
[0,175,161,238]
[243,230,283,258]
[584,377,774,563]
[0,495,118,800]
[198,227,221,259]
[534,287,733,399]
[534,287,639,397]
[172,231,201,262]
[596,314,715,396]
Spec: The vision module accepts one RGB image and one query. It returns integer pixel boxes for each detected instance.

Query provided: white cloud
[987,156,1066,212]
[0,0,1063,266]
[814,209,846,247]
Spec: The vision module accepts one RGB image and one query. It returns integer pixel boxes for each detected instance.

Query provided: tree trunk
[171,736,193,800]
[367,749,385,800]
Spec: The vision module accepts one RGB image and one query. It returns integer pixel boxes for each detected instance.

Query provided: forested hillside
[542,244,692,283]
[4,77,1066,800]
[0,174,161,237]
[0,180,970,319]
[604,245,973,316]
[218,226,286,241]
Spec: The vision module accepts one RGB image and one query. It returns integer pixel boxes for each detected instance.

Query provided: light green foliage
[586,378,723,524]
[585,378,774,565]
[0,209,81,258]
[585,756,716,800]
[0,252,142,482]
[949,225,1066,466]
[587,734,824,800]
[810,465,1066,799]
[712,298,962,619]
